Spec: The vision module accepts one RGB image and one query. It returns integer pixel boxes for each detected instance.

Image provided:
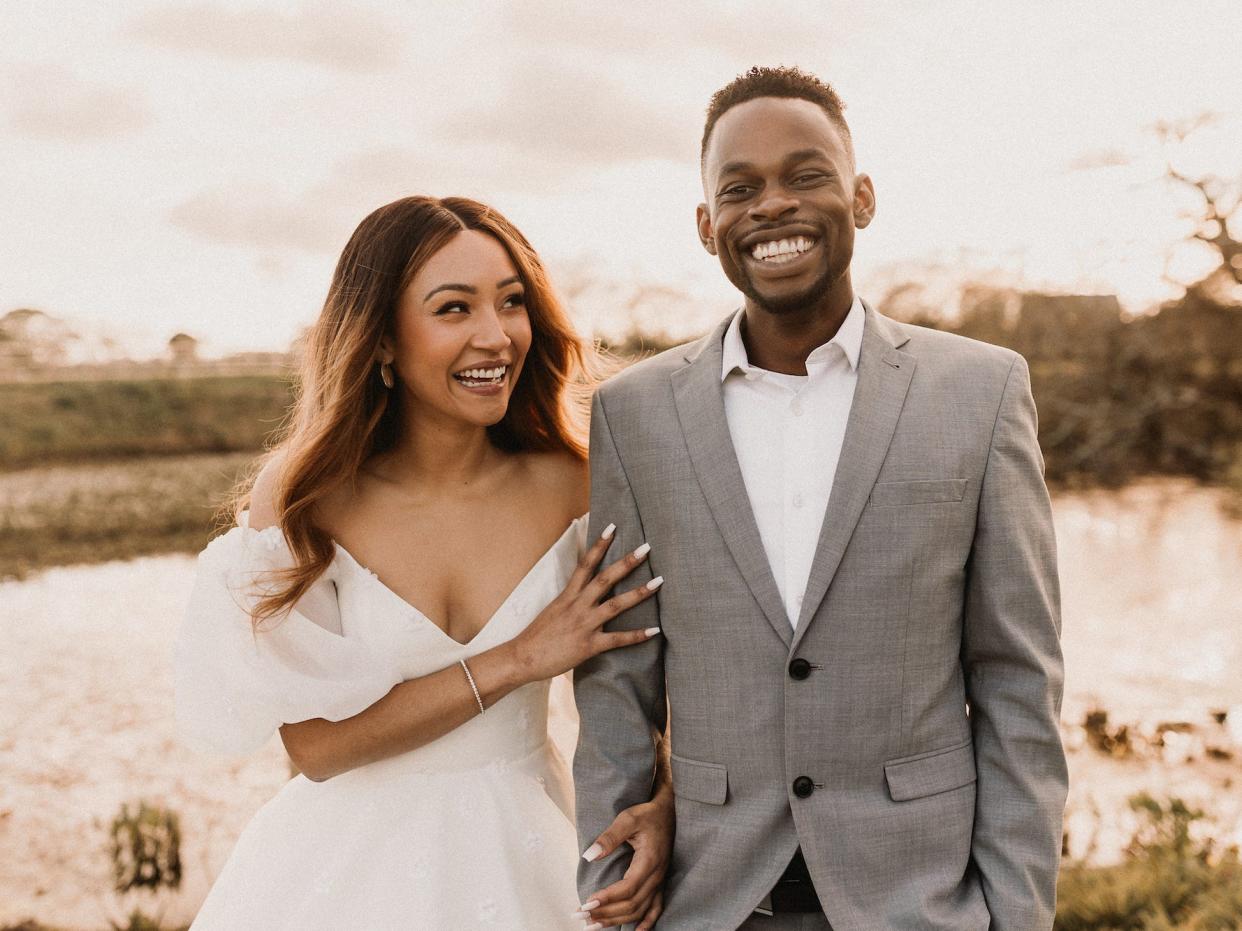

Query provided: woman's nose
[471,310,512,350]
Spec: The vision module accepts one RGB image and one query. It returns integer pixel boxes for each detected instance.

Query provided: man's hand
[576,784,674,929]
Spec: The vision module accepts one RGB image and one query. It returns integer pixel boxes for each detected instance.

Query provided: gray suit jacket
[574,306,1067,930]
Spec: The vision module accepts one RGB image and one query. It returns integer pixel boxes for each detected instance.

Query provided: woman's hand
[576,782,674,930]
[504,523,662,682]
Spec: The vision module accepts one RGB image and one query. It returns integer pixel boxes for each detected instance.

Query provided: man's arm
[962,354,1068,930]
[575,389,667,902]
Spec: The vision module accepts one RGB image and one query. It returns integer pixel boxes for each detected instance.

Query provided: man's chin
[742,266,843,316]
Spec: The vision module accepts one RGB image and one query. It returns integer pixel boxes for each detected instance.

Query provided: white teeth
[750,236,815,261]
[455,365,507,384]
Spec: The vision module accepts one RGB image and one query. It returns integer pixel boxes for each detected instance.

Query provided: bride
[176,195,672,929]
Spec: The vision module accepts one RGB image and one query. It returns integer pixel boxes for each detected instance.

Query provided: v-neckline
[331,518,581,649]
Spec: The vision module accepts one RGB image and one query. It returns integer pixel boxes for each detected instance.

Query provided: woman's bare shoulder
[247,453,285,531]
[519,450,589,523]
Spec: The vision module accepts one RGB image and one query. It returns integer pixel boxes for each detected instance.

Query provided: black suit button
[789,658,812,680]
[792,776,815,798]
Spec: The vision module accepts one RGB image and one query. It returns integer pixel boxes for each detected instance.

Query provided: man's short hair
[701,65,854,168]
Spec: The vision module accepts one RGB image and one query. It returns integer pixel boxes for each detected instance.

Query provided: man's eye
[793,173,825,185]
[721,185,752,198]
[434,302,469,315]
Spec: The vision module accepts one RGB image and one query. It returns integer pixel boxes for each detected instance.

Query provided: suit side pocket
[884,739,976,802]
[670,753,728,805]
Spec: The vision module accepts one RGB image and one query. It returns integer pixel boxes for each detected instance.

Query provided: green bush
[0,376,293,470]
[1056,794,1242,929]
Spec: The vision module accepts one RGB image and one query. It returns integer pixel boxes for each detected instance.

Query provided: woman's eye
[502,292,527,310]
[434,301,469,316]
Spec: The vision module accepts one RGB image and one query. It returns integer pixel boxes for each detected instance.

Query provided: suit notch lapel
[792,321,916,648]
[671,326,792,648]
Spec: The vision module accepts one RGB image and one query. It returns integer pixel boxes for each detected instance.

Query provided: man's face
[698,96,875,315]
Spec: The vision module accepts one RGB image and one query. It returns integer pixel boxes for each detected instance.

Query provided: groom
[574,66,1067,930]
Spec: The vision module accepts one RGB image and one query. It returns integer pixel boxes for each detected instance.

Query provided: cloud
[443,61,699,168]
[127,1,401,73]
[1066,148,1133,172]
[5,65,150,140]
[502,0,847,64]
[168,146,556,253]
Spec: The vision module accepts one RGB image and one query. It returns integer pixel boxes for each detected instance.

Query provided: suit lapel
[671,314,792,647]
[792,307,915,648]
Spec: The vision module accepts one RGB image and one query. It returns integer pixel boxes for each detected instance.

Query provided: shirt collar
[721,296,865,382]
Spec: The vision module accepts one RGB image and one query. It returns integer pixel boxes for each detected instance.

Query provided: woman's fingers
[583,808,637,863]
[584,856,663,925]
[598,575,663,622]
[598,626,662,654]
[569,522,618,591]
[635,888,664,931]
[585,541,652,602]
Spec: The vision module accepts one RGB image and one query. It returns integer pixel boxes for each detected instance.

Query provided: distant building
[0,308,75,370]
[168,333,199,364]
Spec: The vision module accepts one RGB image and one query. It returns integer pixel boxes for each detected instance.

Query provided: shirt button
[792,493,804,509]
[790,398,804,416]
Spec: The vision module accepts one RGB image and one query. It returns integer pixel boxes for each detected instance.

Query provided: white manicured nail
[632,542,651,559]
[580,898,601,910]
[645,576,664,591]
[582,843,604,862]
[601,523,616,540]
[585,924,603,931]
[571,911,589,920]
[645,626,662,637]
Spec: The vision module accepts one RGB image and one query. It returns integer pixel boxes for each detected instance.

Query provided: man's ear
[696,203,717,255]
[852,173,876,230]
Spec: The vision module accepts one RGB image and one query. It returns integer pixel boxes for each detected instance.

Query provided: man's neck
[740,285,856,376]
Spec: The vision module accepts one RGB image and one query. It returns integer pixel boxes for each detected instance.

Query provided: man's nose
[750,189,798,222]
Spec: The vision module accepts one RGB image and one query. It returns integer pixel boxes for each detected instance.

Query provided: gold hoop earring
[380,361,394,389]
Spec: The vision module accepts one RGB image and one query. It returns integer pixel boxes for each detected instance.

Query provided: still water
[2,480,1240,927]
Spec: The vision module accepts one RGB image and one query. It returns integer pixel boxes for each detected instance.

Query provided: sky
[2,1,1240,357]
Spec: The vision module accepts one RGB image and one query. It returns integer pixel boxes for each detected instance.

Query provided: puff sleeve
[174,523,403,757]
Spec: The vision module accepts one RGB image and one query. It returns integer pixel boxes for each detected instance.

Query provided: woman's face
[387,230,532,429]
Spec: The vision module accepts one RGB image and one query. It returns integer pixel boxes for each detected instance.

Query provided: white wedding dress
[175,514,588,930]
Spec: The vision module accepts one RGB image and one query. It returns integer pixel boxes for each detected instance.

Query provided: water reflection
[2,479,1239,924]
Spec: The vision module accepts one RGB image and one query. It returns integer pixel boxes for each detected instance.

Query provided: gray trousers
[736,912,833,930]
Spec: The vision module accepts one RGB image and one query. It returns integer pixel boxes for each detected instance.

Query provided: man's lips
[739,235,822,276]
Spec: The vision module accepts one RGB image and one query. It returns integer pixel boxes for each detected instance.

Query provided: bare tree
[1155,113,1242,303]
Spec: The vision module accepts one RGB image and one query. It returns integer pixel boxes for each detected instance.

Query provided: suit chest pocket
[869,478,967,508]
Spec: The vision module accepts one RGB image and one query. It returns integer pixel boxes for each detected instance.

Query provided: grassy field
[0,452,257,580]
[0,376,292,470]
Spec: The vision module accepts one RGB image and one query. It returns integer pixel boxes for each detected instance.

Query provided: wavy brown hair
[242,195,592,626]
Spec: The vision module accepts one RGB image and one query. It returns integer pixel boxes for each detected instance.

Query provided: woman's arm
[281,526,660,781]
[280,644,525,782]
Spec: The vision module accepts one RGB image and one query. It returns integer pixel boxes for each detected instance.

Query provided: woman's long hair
[241,195,592,626]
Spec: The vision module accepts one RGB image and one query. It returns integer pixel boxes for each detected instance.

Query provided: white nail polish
[601,523,616,540]
[582,842,604,862]
[571,911,589,920]
[645,575,664,591]
[581,898,601,910]
[632,542,651,559]
[585,924,603,931]
[644,626,662,637]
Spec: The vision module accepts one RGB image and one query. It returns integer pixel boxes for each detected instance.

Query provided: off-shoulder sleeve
[174,524,403,757]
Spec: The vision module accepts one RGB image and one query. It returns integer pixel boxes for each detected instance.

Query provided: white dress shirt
[721,297,864,628]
